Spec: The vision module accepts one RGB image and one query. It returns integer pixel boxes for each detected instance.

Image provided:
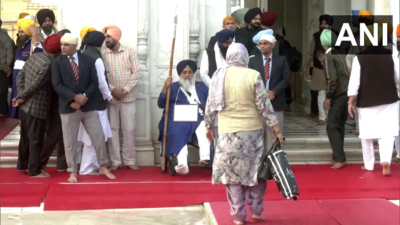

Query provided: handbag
[258,138,282,180]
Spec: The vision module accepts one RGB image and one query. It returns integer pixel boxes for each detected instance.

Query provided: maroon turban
[44,34,62,54]
[261,11,278,27]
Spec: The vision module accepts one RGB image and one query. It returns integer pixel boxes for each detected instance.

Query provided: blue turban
[216,29,235,44]
[253,29,274,44]
[176,60,197,75]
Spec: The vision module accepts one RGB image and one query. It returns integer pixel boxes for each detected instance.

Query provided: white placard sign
[173,104,199,122]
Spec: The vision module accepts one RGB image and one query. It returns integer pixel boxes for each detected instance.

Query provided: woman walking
[205,43,283,225]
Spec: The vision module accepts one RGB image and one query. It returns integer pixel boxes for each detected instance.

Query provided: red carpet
[0,117,19,140]
[210,199,400,225]
[0,165,399,210]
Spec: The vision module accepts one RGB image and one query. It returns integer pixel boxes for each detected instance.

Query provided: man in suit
[52,33,115,183]
[14,34,62,178]
[248,33,290,151]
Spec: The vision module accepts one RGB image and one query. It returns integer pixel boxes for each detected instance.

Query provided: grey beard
[179,77,195,92]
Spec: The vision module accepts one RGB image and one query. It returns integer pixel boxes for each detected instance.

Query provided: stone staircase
[0,104,373,168]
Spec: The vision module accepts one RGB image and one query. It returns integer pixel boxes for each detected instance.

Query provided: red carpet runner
[210,199,400,225]
[0,165,398,210]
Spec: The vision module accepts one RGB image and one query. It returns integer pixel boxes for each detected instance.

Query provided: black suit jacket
[52,51,100,114]
[248,52,290,111]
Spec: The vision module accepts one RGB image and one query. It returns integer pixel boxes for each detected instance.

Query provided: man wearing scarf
[76,31,113,175]
[248,33,290,151]
[206,16,236,53]
[158,60,210,175]
[0,19,14,117]
[102,25,140,171]
[200,29,235,87]
[10,17,42,120]
[14,34,61,178]
[36,9,57,41]
[231,8,249,29]
[302,14,333,125]
[348,25,399,176]
[319,29,350,169]
[235,7,263,54]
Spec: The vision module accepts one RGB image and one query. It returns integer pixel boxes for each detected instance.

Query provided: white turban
[259,34,276,44]
[24,15,36,21]
[61,33,79,45]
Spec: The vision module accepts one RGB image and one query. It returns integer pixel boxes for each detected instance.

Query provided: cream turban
[17,18,36,36]
[102,25,122,41]
[61,33,79,45]
[260,34,276,44]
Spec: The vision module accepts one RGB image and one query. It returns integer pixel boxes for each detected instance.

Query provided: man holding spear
[158,60,211,175]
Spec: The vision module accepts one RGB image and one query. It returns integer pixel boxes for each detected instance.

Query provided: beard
[250,22,260,29]
[106,41,116,49]
[218,44,228,59]
[42,25,53,34]
[179,76,195,92]
[17,35,31,49]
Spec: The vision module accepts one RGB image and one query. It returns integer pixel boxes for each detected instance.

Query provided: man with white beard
[158,60,210,175]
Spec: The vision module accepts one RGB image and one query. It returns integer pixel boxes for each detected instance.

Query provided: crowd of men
[0,9,140,182]
[0,7,399,183]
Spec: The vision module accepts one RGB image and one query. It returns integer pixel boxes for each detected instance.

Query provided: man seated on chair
[158,60,210,175]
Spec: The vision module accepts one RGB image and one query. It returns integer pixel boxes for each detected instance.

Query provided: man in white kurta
[393,25,400,165]
[76,31,113,175]
[347,43,399,176]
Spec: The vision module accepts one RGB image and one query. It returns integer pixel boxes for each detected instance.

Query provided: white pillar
[392,0,399,43]
[351,0,367,10]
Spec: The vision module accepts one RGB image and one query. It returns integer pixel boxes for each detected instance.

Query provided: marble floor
[1,206,210,225]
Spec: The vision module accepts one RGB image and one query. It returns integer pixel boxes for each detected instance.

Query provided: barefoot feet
[392,157,400,166]
[252,214,265,220]
[382,162,391,176]
[30,172,50,178]
[233,220,244,225]
[87,171,100,175]
[331,162,346,169]
[109,165,119,171]
[68,173,78,183]
[100,166,116,180]
[128,165,140,170]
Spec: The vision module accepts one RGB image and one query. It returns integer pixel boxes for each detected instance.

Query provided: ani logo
[336,23,388,47]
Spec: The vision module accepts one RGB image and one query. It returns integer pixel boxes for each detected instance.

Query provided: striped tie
[70,56,79,83]
[264,58,271,84]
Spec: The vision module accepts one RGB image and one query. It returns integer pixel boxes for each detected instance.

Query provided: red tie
[264,58,271,84]
[70,56,79,83]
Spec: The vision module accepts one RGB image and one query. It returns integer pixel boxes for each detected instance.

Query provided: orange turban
[358,10,373,17]
[397,24,400,37]
[19,13,29,19]
[376,20,393,36]
[102,25,122,41]
[80,27,96,40]
[223,16,235,25]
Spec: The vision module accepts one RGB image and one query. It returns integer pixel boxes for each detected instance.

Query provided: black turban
[244,7,262,24]
[216,29,235,44]
[176,60,197,75]
[84,31,105,47]
[37,9,55,26]
[319,14,334,26]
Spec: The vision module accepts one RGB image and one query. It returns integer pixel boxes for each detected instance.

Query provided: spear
[161,8,178,173]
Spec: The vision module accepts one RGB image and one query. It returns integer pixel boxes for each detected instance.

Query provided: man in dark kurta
[235,7,263,54]
[158,60,210,175]
[10,17,43,119]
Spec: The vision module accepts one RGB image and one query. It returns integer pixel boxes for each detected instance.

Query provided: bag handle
[266,138,285,155]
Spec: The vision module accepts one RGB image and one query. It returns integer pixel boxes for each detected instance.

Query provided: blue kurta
[9,39,43,120]
[158,81,209,157]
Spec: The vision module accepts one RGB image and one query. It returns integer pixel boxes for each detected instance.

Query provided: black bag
[258,139,282,180]
[268,144,299,200]
[289,47,302,72]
